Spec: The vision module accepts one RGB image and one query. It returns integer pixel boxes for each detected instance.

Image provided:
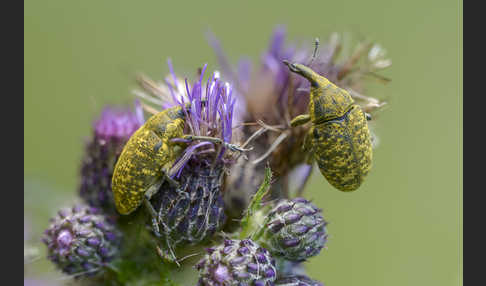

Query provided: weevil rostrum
[283,61,373,192]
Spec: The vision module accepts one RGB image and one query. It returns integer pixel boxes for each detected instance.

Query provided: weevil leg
[303,129,316,165]
[155,241,180,267]
[181,135,253,153]
[144,197,161,237]
[161,171,179,188]
[144,179,165,237]
[303,127,313,153]
[290,114,311,127]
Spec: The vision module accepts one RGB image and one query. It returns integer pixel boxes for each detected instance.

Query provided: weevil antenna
[308,37,320,66]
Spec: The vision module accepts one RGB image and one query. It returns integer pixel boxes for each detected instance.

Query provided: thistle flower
[79,103,144,215]
[275,275,324,286]
[42,205,121,277]
[134,61,240,248]
[195,238,277,286]
[209,27,390,217]
[256,198,328,261]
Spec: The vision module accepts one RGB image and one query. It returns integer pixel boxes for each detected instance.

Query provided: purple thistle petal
[133,99,145,125]
[199,63,208,85]
[268,25,287,56]
[211,264,230,283]
[167,58,179,92]
[171,141,212,178]
[56,230,73,248]
[164,78,181,107]
[140,61,239,175]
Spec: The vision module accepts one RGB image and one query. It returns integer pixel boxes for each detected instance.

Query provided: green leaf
[239,166,272,239]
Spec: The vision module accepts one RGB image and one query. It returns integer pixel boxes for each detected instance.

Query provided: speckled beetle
[283,61,373,192]
[112,103,248,220]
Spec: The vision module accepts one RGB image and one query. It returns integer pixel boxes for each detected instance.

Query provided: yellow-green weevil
[283,61,373,192]
[112,103,248,220]
[112,104,188,217]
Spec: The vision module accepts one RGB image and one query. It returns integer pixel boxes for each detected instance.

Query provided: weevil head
[284,60,355,122]
[283,60,330,88]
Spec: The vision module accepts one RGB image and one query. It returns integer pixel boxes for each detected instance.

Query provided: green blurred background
[24,0,462,285]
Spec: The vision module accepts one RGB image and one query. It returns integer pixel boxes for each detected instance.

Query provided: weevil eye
[282,60,298,72]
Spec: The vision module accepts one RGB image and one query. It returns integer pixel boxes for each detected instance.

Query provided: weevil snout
[282,60,300,73]
[283,60,323,87]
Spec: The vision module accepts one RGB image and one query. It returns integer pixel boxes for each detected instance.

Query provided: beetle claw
[225,143,253,153]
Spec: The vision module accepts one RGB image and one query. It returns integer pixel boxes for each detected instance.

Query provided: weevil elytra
[112,104,188,216]
[112,102,250,219]
[283,61,373,192]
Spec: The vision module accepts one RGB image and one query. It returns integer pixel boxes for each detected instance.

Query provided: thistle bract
[42,205,121,277]
[79,104,144,215]
[152,161,226,247]
[258,198,328,261]
[195,238,277,286]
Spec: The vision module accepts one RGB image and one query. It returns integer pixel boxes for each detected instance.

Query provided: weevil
[112,103,249,223]
[283,61,373,192]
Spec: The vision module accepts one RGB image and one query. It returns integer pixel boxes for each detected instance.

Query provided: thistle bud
[258,198,328,261]
[196,238,277,286]
[136,63,240,247]
[42,205,121,277]
[151,161,226,246]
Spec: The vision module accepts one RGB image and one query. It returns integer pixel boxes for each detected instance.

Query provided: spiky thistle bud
[257,198,328,261]
[195,239,277,286]
[275,275,324,286]
[42,205,121,277]
[79,104,144,215]
[151,162,226,246]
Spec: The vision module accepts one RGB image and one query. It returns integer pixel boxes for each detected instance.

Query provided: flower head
[257,198,328,261]
[195,238,277,286]
[134,60,240,178]
[135,62,242,249]
[42,205,121,277]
